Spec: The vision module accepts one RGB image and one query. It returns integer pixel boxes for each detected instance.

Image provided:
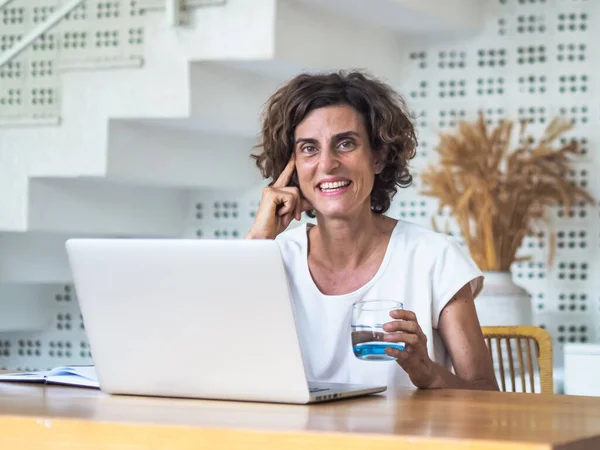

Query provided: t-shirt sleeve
[431,237,484,329]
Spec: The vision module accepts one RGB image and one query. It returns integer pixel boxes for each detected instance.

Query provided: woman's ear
[373,148,387,175]
[374,159,385,175]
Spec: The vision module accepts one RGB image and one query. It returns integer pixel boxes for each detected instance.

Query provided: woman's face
[293,104,382,219]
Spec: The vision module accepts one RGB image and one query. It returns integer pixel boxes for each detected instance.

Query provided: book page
[0,370,49,382]
[46,366,99,388]
[0,366,99,388]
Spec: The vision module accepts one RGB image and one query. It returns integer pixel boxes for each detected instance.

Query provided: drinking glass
[351,299,405,361]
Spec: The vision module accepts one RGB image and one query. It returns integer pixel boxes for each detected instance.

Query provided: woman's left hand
[382,309,438,389]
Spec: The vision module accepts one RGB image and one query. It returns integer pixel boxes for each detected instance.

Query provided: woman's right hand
[246,154,313,240]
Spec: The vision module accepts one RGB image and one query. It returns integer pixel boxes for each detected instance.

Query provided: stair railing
[0,0,86,69]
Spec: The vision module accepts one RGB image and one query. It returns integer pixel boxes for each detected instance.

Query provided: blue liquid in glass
[353,342,405,361]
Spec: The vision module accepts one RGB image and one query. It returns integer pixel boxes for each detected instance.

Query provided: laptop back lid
[66,238,310,404]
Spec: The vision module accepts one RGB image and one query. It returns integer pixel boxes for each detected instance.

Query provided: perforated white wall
[1,0,599,388]
[0,0,145,123]
[0,284,91,371]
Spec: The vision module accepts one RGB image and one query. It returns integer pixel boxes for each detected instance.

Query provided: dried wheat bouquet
[420,112,594,271]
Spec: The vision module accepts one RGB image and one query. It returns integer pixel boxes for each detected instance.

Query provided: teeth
[319,181,350,190]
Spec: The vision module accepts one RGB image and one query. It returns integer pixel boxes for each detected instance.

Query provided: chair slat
[505,338,516,392]
[495,338,506,392]
[516,338,526,393]
[525,338,535,393]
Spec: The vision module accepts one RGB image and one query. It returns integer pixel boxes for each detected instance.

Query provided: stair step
[28,177,189,237]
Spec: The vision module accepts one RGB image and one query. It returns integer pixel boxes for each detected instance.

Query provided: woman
[246,70,498,391]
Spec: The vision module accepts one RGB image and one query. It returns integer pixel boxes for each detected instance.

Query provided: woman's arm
[430,282,499,390]
[383,281,499,390]
[383,282,499,390]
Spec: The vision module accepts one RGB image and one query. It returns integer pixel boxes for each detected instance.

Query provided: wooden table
[1,383,600,449]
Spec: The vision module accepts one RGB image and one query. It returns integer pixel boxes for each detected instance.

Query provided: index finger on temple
[272,154,296,188]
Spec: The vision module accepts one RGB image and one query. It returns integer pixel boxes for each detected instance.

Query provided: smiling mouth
[318,180,351,193]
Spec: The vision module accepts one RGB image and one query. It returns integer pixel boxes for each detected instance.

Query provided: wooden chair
[481,326,553,394]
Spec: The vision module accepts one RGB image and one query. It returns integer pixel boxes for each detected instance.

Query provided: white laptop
[65,238,386,404]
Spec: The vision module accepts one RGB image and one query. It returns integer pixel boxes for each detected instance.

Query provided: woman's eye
[339,140,355,150]
[302,146,317,153]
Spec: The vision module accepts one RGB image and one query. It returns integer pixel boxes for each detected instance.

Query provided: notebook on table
[0,365,99,388]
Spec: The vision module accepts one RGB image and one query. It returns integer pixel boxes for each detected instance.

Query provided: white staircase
[0,0,483,329]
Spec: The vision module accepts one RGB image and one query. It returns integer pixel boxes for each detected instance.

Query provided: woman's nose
[319,148,340,172]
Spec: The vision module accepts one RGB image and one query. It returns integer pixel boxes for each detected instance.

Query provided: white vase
[475,271,533,326]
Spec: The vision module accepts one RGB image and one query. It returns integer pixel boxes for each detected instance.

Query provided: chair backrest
[481,326,553,394]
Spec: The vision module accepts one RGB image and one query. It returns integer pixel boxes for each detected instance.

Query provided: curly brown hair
[251,70,417,216]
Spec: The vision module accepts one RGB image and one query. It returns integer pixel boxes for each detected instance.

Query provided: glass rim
[352,299,403,311]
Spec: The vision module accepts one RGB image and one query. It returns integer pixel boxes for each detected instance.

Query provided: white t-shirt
[275,219,484,392]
